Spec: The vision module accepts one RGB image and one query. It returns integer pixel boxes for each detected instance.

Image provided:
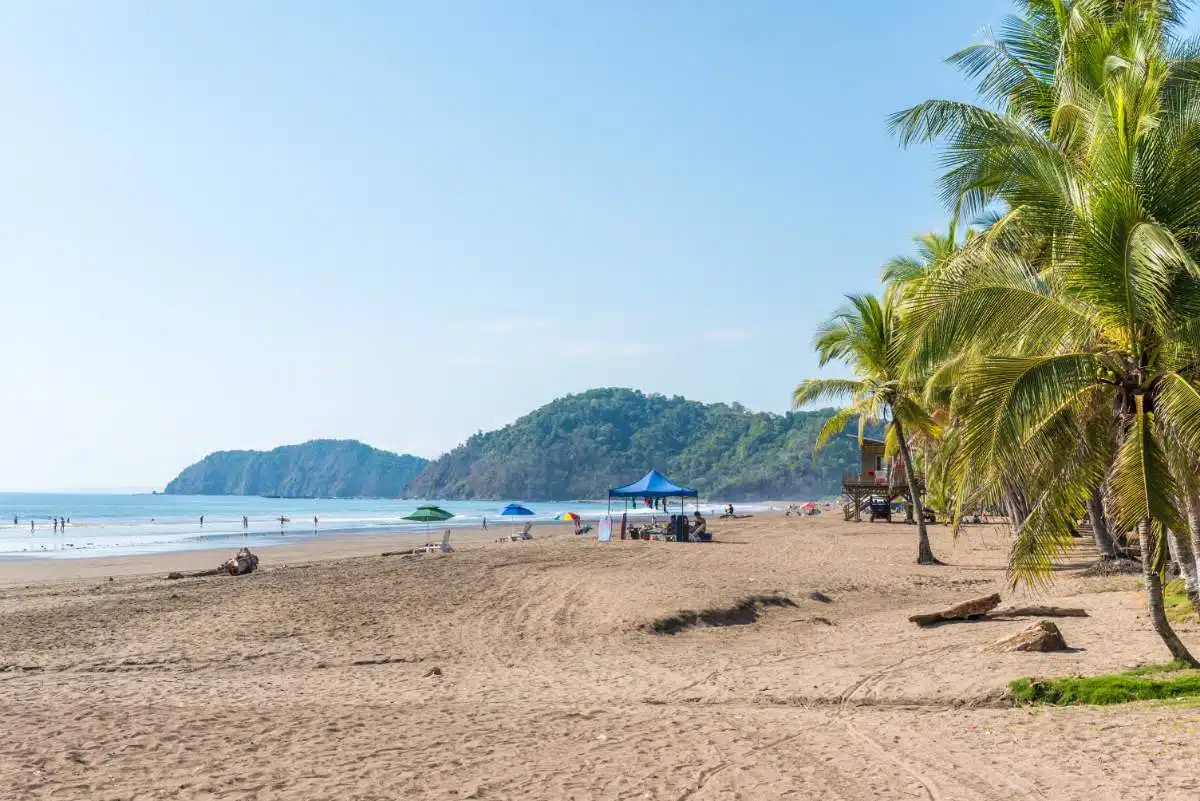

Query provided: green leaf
[1110,395,1185,535]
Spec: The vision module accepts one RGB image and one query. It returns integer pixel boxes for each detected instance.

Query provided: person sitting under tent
[691,511,710,542]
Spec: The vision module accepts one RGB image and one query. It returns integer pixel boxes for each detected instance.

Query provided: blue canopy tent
[607,470,698,515]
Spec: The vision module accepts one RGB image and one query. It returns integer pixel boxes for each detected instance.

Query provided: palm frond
[1109,395,1186,534]
[814,407,857,452]
[1154,372,1200,456]
[792,378,864,409]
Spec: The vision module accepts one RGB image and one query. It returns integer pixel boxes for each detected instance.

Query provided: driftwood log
[908,593,1001,626]
[222,548,259,576]
[166,569,220,580]
[909,595,1090,627]
[986,620,1068,652]
[166,548,259,580]
[991,605,1088,619]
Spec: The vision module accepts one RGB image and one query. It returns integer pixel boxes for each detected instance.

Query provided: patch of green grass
[1163,579,1198,624]
[1010,662,1200,706]
[1122,660,1194,676]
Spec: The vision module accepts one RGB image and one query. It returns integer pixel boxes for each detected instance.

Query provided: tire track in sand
[831,645,1039,801]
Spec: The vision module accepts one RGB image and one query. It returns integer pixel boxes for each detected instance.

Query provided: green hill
[404,388,864,501]
[163,439,429,498]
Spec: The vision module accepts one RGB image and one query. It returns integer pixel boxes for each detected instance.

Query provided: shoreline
[0,500,785,568]
[0,523,535,586]
[0,510,787,586]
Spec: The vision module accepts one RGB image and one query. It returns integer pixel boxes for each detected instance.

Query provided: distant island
[164,389,868,501]
[163,439,429,498]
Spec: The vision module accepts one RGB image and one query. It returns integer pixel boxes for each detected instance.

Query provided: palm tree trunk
[1138,519,1200,667]
[1168,525,1200,616]
[893,416,940,565]
[1087,485,1117,559]
[1187,490,1200,597]
[1004,485,1031,531]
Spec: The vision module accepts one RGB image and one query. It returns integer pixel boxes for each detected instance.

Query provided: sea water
[0,493,760,559]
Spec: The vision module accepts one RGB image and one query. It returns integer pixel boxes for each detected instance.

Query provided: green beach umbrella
[404,505,454,524]
[404,504,454,540]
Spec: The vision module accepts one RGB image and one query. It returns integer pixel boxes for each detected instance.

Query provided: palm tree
[890,0,1200,663]
[881,223,975,303]
[793,292,942,565]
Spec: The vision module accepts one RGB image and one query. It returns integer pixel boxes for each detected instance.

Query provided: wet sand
[2,514,1198,799]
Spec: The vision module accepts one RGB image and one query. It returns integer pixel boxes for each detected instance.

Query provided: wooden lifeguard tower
[842,436,924,522]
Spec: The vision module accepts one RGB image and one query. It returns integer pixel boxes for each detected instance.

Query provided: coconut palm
[881,225,978,524]
[881,224,970,303]
[793,292,942,565]
[890,0,1200,663]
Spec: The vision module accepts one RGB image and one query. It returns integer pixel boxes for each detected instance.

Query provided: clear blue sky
[0,0,1020,490]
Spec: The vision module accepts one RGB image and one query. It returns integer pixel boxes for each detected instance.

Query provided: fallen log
[381,548,419,557]
[909,593,1001,626]
[991,605,1088,619]
[165,548,259,580]
[166,569,222,580]
[222,548,259,576]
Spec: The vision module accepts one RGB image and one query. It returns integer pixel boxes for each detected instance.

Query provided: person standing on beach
[30,520,34,533]
[482,516,488,531]
[199,515,205,527]
[313,515,318,530]
[52,517,58,533]
[12,515,17,526]
[243,515,248,529]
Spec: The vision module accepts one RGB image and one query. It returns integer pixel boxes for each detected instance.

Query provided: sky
[0,0,1025,491]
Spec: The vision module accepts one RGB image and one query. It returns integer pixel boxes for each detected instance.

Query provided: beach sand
[2,514,1198,800]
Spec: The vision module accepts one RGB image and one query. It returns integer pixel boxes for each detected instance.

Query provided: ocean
[0,493,758,559]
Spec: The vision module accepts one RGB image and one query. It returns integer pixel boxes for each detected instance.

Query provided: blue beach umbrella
[500,503,534,538]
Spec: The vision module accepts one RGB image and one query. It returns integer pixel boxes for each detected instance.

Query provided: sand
[2,514,1199,800]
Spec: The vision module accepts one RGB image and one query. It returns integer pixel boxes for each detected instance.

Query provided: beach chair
[518,522,534,541]
[424,530,453,553]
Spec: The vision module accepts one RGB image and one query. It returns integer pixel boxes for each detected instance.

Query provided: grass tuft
[1121,660,1194,676]
[1010,662,1200,705]
[1163,579,1198,624]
